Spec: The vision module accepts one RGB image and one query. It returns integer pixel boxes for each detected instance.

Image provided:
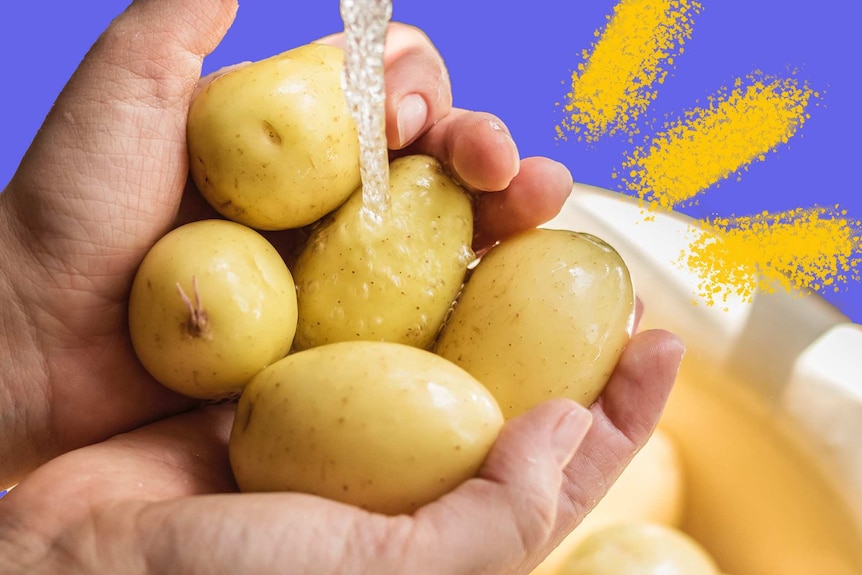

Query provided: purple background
[2,1,860,323]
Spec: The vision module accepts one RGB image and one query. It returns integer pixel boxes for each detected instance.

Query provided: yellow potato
[129,220,297,399]
[229,341,503,515]
[187,43,360,230]
[291,155,474,350]
[557,523,719,575]
[435,228,634,418]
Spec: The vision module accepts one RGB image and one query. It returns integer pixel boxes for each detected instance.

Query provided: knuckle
[386,22,434,50]
[511,482,559,556]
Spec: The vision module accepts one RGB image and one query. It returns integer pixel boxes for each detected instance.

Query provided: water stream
[339,0,393,222]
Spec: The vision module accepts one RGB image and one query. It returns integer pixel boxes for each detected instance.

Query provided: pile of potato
[127,44,634,516]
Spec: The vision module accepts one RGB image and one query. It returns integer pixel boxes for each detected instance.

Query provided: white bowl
[544,184,862,575]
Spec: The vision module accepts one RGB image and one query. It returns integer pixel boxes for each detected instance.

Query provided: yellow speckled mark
[556,0,701,142]
[622,74,815,208]
[559,0,862,305]
[686,208,862,308]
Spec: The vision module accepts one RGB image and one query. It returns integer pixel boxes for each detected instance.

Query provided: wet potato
[291,154,474,351]
[558,523,719,575]
[128,220,298,399]
[435,228,635,418]
[131,40,639,517]
[229,341,503,515]
[187,43,360,231]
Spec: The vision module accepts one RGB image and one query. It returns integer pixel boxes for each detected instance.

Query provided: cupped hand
[0,329,683,575]
[0,3,683,572]
[0,0,572,485]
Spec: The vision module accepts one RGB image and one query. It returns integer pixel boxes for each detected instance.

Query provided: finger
[316,22,453,149]
[473,157,574,251]
[6,0,238,285]
[550,330,685,550]
[591,329,684,459]
[398,108,521,193]
[404,399,593,575]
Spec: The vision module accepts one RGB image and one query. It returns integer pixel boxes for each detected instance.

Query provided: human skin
[0,1,684,573]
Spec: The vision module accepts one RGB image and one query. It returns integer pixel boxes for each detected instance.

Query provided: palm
[7,404,396,572]
[0,3,235,481]
[1,328,681,575]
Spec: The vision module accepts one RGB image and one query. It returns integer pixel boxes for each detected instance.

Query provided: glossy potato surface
[229,341,503,515]
[187,43,360,230]
[128,220,298,399]
[558,523,719,575]
[435,228,634,418]
[291,155,474,350]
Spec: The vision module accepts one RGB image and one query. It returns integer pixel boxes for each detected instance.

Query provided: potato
[435,228,634,418]
[291,155,474,351]
[187,43,360,231]
[129,220,298,399]
[229,341,503,515]
[558,523,719,575]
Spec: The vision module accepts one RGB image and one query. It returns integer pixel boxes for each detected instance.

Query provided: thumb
[407,399,593,575]
[6,0,238,283]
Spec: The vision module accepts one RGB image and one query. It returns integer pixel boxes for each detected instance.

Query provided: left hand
[0,330,683,575]
[0,3,684,573]
[0,1,572,486]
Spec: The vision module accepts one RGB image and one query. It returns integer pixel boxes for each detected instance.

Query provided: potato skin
[559,523,719,575]
[187,44,360,231]
[128,220,298,399]
[435,228,635,418]
[229,341,503,515]
[291,155,474,351]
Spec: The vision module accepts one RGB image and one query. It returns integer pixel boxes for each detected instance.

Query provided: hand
[0,328,683,575]
[0,0,571,485]
[0,0,684,573]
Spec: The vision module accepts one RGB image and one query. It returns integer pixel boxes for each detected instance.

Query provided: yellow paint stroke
[556,0,701,142]
[685,208,862,307]
[554,0,859,306]
[621,73,815,209]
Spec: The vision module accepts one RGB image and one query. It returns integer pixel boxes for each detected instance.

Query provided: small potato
[129,220,298,399]
[558,523,719,575]
[291,155,474,350]
[229,341,503,515]
[187,44,360,230]
[435,228,634,418]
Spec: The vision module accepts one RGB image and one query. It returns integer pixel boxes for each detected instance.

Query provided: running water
[340,0,392,222]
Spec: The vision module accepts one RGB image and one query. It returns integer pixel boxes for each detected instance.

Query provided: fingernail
[674,341,687,373]
[491,119,519,156]
[396,94,428,148]
[552,406,593,466]
[668,333,686,360]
